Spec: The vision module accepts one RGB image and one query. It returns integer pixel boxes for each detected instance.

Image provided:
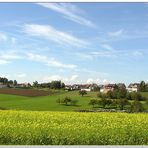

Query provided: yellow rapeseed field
[0,110,147,145]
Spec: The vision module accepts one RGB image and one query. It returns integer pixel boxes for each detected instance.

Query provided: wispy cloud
[132,51,143,57]
[37,3,96,28]
[42,74,79,84]
[16,73,27,78]
[0,59,9,65]
[27,53,77,69]
[108,29,124,37]
[101,44,115,51]
[23,24,88,48]
[0,32,7,42]
[75,42,147,60]
[0,51,22,65]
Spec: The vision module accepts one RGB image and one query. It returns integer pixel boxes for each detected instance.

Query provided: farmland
[0,89,148,111]
[0,88,51,97]
[0,89,148,145]
[0,110,147,145]
[0,90,97,111]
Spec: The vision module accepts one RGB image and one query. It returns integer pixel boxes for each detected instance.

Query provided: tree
[98,98,111,108]
[111,99,118,109]
[8,80,13,85]
[130,101,145,112]
[50,80,61,89]
[117,99,129,110]
[13,80,17,86]
[79,90,87,97]
[89,99,98,108]
[97,92,102,98]
[33,81,38,88]
[61,82,65,88]
[56,98,61,104]
[62,96,72,105]
[126,92,131,100]
[130,92,143,101]
[118,88,127,98]
[140,81,146,92]
[107,90,113,99]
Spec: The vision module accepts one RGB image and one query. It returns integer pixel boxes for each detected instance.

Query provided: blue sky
[0,2,148,85]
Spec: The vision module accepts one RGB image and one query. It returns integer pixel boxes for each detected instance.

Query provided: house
[0,82,7,88]
[100,84,117,93]
[16,83,30,88]
[117,83,126,89]
[65,85,73,91]
[72,84,80,90]
[80,84,98,92]
[127,83,140,92]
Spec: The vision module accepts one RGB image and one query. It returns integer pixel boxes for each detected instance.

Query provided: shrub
[130,101,145,112]
[89,99,98,108]
[79,90,87,97]
[71,99,78,106]
[117,99,129,110]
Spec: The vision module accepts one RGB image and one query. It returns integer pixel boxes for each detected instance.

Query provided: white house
[80,84,98,92]
[0,82,7,88]
[127,83,139,92]
[100,84,117,93]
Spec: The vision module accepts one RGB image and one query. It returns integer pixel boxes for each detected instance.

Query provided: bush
[98,98,113,108]
[56,97,78,106]
[89,99,98,108]
[79,90,87,97]
[56,98,61,104]
[130,101,145,112]
[71,99,78,106]
[117,99,129,110]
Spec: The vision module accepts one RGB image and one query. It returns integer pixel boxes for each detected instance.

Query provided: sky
[0,2,148,85]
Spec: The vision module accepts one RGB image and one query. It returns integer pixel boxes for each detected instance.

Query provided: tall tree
[13,80,17,86]
[140,81,146,92]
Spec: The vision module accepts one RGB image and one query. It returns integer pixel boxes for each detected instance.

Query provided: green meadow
[0,90,97,111]
[0,90,148,111]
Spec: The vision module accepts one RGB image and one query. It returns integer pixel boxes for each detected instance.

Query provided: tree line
[139,81,148,92]
[98,88,147,101]
[33,80,65,89]
[0,77,17,86]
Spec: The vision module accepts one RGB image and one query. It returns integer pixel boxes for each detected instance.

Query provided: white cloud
[0,32,7,42]
[71,75,78,81]
[42,75,78,84]
[102,79,109,85]
[0,59,9,65]
[37,3,95,28]
[16,73,27,78]
[1,54,22,60]
[108,29,124,37]
[23,24,88,48]
[86,78,94,84]
[11,37,17,44]
[132,51,143,57]
[27,53,77,69]
[101,44,114,51]
[0,51,23,65]
[43,75,62,82]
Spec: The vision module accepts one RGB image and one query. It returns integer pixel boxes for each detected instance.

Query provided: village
[0,77,140,93]
[65,83,140,93]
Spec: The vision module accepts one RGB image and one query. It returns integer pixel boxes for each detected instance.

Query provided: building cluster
[65,83,140,93]
[0,80,140,93]
[0,82,30,88]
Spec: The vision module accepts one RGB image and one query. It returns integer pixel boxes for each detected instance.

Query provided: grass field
[0,110,147,145]
[0,90,98,111]
[0,90,148,111]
